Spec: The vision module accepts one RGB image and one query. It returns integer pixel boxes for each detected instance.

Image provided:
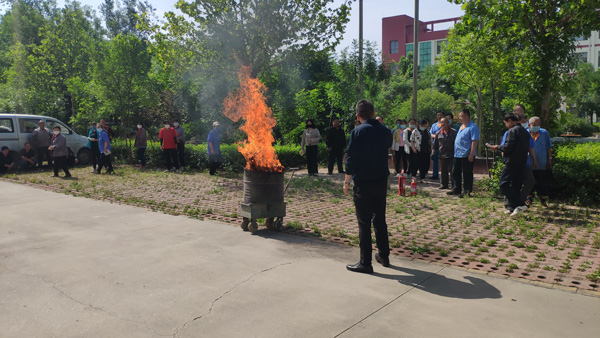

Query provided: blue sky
[2,0,465,51]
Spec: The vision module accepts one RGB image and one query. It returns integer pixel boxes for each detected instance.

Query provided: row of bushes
[110,140,334,172]
[479,142,600,206]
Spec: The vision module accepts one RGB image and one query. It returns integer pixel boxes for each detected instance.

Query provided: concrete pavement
[1,180,598,338]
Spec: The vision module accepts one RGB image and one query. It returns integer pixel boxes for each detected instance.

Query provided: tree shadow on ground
[375,265,502,300]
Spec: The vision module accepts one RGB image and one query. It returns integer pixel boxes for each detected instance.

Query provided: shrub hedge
[551,142,600,206]
[477,142,600,206]
[110,140,332,172]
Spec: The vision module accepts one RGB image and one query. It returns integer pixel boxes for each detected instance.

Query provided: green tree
[565,62,600,125]
[26,1,102,122]
[396,88,454,122]
[97,33,154,158]
[451,0,600,127]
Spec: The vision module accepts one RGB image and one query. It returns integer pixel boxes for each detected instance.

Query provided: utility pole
[358,0,364,100]
[411,0,419,119]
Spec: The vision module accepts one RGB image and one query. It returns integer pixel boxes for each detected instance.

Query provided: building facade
[383,14,600,71]
[382,15,459,68]
[574,31,600,71]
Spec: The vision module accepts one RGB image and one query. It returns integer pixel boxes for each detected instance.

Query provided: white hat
[213,121,220,127]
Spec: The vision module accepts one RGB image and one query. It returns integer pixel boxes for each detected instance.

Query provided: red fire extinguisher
[398,171,406,196]
[410,177,417,197]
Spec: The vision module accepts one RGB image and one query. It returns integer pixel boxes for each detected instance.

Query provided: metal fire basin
[239,169,286,232]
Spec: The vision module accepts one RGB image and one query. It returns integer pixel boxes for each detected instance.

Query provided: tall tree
[451,0,600,127]
[26,1,101,122]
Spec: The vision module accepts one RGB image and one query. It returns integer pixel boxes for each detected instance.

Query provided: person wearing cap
[0,146,15,174]
[207,121,222,175]
[31,120,52,169]
[173,119,186,170]
[489,113,530,216]
[48,126,71,178]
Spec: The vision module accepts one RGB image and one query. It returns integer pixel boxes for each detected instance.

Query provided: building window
[598,51,600,69]
[390,40,398,54]
[436,40,447,54]
[405,43,413,56]
[419,41,431,67]
[574,35,589,42]
[576,52,588,63]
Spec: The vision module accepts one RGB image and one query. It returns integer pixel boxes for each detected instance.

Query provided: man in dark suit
[344,100,393,274]
[490,113,531,217]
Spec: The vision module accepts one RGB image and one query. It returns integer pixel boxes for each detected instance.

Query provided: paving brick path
[2,165,599,292]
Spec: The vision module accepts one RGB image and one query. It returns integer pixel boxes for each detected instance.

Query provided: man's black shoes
[375,253,390,267]
[446,190,460,196]
[346,262,373,274]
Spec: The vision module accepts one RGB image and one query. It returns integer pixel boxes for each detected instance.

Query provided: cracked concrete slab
[1,180,599,338]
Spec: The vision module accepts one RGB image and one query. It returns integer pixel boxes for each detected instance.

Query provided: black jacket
[345,119,392,185]
[326,126,346,150]
[498,124,529,171]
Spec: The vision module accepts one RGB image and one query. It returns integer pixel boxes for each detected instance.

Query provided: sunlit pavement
[1,180,598,338]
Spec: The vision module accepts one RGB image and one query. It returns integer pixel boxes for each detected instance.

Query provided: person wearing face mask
[432,118,457,189]
[173,119,186,170]
[159,120,179,172]
[392,119,407,175]
[134,121,147,168]
[96,121,114,174]
[527,116,552,207]
[301,119,321,176]
[87,122,100,172]
[445,112,461,131]
[403,118,419,179]
[429,111,445,180]
[48,126,71,178]
[489,113,530,216]
[504,105,537,207]
[416,119,432,182]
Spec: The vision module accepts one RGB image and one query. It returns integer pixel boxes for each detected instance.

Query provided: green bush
[551,142,600,206]
[110,139,332,172]
[477,160,504,197]
[555,113,596,137]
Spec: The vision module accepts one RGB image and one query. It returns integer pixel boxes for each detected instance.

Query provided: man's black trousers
[327,148,344,174]
[353,178,390,266]
[499,167,525,210]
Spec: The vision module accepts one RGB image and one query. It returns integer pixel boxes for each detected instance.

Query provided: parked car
[0,114,92,165]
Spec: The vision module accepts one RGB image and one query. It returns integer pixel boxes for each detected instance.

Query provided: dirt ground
[2,165,599,292]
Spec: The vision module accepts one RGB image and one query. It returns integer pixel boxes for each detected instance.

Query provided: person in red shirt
[159,120,179,171]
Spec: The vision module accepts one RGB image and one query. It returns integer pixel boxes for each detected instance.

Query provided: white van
[0,114,92,164]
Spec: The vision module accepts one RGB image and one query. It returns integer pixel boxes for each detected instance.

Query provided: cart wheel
[241,218,250,231]
[249,219,259,233]
[265,217,274,229]
[274,217,283,230]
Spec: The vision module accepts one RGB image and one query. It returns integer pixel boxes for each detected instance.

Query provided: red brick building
[382,15,460,68]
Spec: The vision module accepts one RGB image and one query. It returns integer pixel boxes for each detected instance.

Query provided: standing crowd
[1,118,225,177]
[340,100,553,275]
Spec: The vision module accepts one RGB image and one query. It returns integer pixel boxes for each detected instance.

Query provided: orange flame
[223,66,283,172]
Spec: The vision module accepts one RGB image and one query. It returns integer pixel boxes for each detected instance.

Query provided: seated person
[19,142,37,170]
[0,146,15,174]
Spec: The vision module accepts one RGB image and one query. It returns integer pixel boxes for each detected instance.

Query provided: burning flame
[223,66,283,172]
